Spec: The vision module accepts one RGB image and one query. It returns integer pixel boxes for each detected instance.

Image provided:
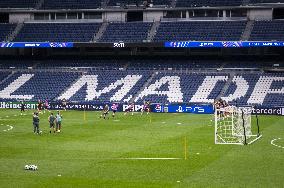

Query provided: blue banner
[165,41,284,48]
[151,104,214,114]
[0,42,73,48]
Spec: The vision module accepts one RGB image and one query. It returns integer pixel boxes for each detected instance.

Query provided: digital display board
[164,41,284,48]
[0,42,73,48]
[151,104,214,114]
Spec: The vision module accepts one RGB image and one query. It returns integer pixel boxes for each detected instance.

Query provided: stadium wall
[103,12,126,22]
[9,13,33,23]
[247,8,272,20]
[143,11,163,22]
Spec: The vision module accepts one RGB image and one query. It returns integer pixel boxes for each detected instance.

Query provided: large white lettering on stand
[59,75,142,101]
[135,76,183,103]
[222,76,249,102]
[190,76,228,103]
[248,76,284,105]
[0,74,34,100]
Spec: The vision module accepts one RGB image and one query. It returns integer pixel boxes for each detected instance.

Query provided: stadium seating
[0,59,283,107]
[135,72,229,103]
[0,72,81,101]
[0,71,12,82]
[36,59,127,69]
[62,70,151,103]
[0,0,38,8]
[175,0,243,7]
[223,73,284,107]
[0,60,35,69]
[127,59,223,70]
[249,0,284,3]
[99,22,152,43]
[154,21,246,42]
[41,0,102,9]
[13,23,101,42]
[0,24,16,42]
[250,20,284,41]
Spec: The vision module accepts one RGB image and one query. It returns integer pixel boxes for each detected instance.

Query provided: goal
[215,106,262,145]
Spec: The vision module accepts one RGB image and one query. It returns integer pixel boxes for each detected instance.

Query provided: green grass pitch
[0,109,284,188]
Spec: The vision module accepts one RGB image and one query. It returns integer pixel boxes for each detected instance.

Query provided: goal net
[215,106,262,145]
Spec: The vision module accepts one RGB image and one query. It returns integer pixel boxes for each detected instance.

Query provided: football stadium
[0,0,284,187]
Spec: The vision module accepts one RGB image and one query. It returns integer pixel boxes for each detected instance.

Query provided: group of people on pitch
[32,111,63,134]
[100,101,151,119]
[100,103,118,119]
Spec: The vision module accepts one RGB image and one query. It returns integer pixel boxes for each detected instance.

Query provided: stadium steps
[102,0,110,8]
[242,0,250,5]
[217,72,236,100]
[147,21,160,42]
[171,0,177,8]
[0,71,16,86]
[35,0,44,9]
[93,22,109,42]
[32,61,42,69]
[241,20,254,41]
[130,71,156,103]
[6,23,24,42]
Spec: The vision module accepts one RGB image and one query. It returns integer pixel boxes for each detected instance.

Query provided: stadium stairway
[147,21,161,42]
[102,0,109,8]
[217,72,235,100]
[170,0,177,8]
[242,0,250,5]
[131,71,156,103]
[93,22,109,42]
[5,23,24,42]
[241,20,254,41]
[35,0,44,9]
[0,71,14,86]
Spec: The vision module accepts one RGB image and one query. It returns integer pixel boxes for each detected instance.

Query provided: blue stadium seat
[99,22,152,43]
[250,20,284,41]
[0,0,38,8]
[154,21,246,42]
[41,0,102,9]
[176,0,243,7]
[13,23,101,42]
[0,24,16,42]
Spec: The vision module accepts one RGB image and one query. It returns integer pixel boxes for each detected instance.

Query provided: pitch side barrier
[1,101,283,116]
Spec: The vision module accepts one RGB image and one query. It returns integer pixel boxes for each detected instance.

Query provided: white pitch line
[2,125,13,132]
[271,138,284,149]
[117,158,182,160]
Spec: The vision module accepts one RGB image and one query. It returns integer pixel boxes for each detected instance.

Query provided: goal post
[215,106,262,145]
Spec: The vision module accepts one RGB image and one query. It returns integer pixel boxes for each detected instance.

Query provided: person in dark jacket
[33,112,40,134]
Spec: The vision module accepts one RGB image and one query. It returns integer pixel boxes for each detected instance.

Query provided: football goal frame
[215,106,262,145]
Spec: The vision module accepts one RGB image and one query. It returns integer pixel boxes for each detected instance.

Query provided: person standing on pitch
[20,101,26,115]
[56,111,63,133]
[48,112,56,134]
[33,112,40,134]
[100,104,109,119]
[111,103,118,118]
